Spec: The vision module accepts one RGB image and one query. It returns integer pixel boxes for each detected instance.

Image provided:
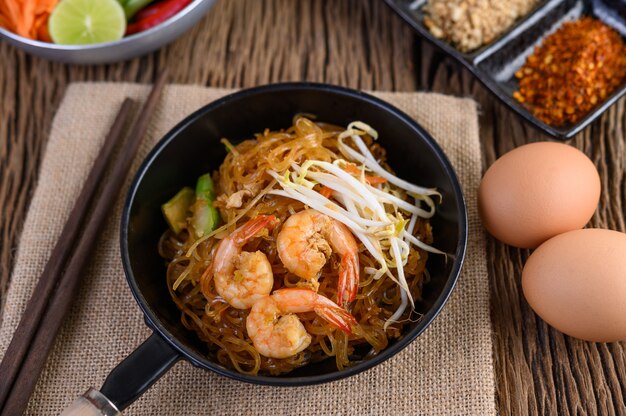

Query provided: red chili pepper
[126,0,192,35]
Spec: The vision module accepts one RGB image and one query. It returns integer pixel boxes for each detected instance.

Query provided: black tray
[385,0,626,139]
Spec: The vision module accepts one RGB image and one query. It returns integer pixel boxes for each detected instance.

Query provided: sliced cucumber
[191,174,221,237]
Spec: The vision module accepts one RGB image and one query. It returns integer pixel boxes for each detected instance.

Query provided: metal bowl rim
[0,0,208,51]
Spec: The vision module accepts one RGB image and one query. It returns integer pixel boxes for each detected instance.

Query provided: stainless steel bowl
[0,0,215,64]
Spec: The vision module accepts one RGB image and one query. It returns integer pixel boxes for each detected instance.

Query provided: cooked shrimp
[277,209,359,307]
[213,215,277,309]
[246,288,357,359]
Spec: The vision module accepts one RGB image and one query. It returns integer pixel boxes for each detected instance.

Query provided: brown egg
[522,229,626,342]
[478,142,600,248]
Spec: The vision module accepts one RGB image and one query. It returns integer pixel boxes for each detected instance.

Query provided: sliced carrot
[2,0,20,23]
[341,162,387,185]
[0,0,59,41]
[0,3,9,25]
[35,0,57,14]
[17,0,35,38]
[34,13,51,41]
[343,163,361,175]
[319,186,333,198]
[1,0,22,34]
[364,175,387,185]
[0,14,14,32]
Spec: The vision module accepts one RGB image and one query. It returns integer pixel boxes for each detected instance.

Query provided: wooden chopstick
[0,98,135,408]
[0,70,168,416]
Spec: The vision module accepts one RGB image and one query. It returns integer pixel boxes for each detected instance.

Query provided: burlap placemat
[0,84,495,415]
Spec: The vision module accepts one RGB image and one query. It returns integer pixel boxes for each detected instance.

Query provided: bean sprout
[268,121,444,329]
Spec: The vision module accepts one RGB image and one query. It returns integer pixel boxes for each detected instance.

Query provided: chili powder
[513,17,626,126]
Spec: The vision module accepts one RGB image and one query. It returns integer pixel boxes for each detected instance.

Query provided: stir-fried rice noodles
[158,116,439,375]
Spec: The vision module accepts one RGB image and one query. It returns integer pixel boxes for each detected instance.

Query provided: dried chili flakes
[513,17,626,126]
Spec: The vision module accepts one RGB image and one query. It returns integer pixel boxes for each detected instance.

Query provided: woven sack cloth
[0,84,495,416]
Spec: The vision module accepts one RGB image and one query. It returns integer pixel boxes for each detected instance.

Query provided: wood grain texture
[0,1,624,414]
[415,39,626,416]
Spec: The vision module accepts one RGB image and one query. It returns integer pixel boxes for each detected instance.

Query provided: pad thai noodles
[158,116,442,375]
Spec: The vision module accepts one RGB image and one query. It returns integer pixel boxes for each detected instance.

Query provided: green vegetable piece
[123,0,154,19]
[196,173,216,200]
[161,187,194,235]
[191,174,221,237]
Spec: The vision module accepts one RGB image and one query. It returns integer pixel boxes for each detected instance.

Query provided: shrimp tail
[314,297,357,335]
[337,254,359,307]
[232,214,277,244]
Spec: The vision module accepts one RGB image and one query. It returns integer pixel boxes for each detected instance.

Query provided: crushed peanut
[423,0,541,52]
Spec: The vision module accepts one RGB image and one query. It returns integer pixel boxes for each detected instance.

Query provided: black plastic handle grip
[99,333,181,411]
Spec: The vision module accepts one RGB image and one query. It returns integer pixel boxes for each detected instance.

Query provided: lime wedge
[49,0,126,45]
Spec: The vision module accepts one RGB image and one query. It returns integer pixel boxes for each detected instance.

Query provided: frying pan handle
[80,332,181,413]
[59,334,180,415]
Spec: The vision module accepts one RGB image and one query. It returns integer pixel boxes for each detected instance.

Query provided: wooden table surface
[1,1,625,414]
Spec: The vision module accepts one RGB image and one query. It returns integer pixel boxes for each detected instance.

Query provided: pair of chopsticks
[0,71,168,416]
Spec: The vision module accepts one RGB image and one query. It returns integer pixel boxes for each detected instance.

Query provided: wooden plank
[415,38,626,415]
[0,0,624,414]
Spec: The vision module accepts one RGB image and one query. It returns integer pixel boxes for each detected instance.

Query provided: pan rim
[120,82,468,386]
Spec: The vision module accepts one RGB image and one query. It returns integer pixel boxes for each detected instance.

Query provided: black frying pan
[72,83,467,414]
